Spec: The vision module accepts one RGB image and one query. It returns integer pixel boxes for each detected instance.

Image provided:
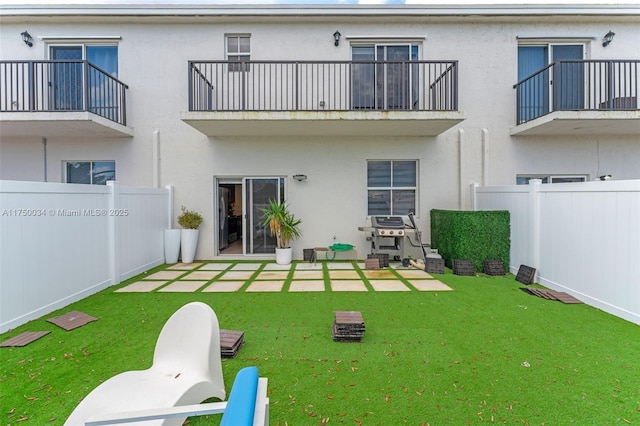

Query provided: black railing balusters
[514,59,639,123]
[187,60,458,112]
[1,60,128,125]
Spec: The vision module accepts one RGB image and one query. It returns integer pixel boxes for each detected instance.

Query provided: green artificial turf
[1,264,639,425]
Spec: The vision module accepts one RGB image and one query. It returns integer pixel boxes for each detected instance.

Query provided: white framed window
[516,174,587,185]
[367,160,417,216]
[226,35,250,72]
[65,161,116,185]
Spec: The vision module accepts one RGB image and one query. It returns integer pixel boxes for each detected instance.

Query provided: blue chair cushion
[220,366,259,426]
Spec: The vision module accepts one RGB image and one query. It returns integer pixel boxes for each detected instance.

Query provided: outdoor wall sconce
[333,30,341,46]
[293,174,308,182]
[21,30,33,47]
[599,174,612,181]
[602,31,615,47]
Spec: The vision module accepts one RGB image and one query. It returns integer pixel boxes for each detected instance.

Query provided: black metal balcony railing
[0,60,128,126]
[514,59,639,124]
[188,60,458,112]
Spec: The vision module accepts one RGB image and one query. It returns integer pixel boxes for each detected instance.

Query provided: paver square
[199,263,233,271]
[408,280,453,291]
[326,263,355,270]
[395,269,434,279]
[202,281,245,292]
[182,270,220,280]
[158,281,207,292]
[295,263,323,270]
[330,280,368,291]
[329,270,360,279]
[293,270,324,279]
[231,263,263,271]
[143,270,185,280]
[219,271,255,280]
[116,281,168,292]
[263,263,293,271]
[289,280,326,292]
[255,271,289,280]
[246,280,284,292]
[362,270,396,279]
[166,263,202,270]
[368,280,410,291]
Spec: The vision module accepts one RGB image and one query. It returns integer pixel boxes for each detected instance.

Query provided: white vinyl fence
[472,179,640,325]
[0,180,172,333]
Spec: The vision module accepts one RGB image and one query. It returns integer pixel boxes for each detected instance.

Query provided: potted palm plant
[260,199,302,265]
[178,206,203,263]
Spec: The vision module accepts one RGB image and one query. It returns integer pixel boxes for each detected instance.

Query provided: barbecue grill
[359,216,424,260]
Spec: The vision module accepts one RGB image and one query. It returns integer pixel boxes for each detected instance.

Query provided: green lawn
[1,263,638,425]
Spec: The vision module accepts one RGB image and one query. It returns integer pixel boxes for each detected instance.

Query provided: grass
[1,262,639,425]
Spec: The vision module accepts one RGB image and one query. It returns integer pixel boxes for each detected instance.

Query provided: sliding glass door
[352,44,419,110]
[243,177,285,255]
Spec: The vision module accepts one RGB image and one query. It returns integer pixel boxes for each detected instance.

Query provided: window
[516,175,587,185]
[66,161,116,185]
[226,35,250,71]
[367,160,417,215]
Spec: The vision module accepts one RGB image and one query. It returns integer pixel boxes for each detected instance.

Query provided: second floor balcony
[181,60,464,137]
[513,59,639,136]
[0,60,132,139]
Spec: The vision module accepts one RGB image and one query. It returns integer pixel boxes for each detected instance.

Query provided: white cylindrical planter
[181,229,199,263]
[275,247,293,265]
[164,229,181,264]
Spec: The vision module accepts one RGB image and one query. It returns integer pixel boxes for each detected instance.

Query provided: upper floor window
[516,175,587,185]
[66,161,116,185]
[367,160,417,216]
[226,35,250,71]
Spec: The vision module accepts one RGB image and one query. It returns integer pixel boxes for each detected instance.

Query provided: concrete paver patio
[116,261,452,293]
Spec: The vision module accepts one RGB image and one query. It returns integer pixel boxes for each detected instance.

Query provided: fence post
[166,185,174,229]
[107,181,120,285]
[529,179,542,280]
[470,182,479,211]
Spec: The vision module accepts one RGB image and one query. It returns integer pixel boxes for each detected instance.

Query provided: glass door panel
[552,45,584,110]
[352,46,375,109]
[243,177,283,255]
[517,46,549,121]
[50,46,83,111]
[86,45,119,120]
[382,45,411,109]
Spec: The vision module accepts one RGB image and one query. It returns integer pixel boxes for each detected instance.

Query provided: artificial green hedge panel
[430,209,510,272]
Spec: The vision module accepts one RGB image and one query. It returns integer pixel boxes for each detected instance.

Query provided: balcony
[0,60,132,138]
[512,59,640,136]
[181,60,464,137]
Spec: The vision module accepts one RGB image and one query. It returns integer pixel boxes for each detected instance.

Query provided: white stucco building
[1,2,639,260]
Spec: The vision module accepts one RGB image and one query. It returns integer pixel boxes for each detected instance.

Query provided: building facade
[1,2,639,260]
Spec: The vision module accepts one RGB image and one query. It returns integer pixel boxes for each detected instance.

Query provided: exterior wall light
[293,174,307,182]
[333,30,341,46]
[21,30,33,47]
[602,31,615,47]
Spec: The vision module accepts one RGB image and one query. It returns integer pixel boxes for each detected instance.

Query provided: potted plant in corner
[178,206,203,264]
[260,199,302,265]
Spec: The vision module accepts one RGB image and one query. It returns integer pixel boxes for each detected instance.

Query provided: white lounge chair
[65,302,226,426]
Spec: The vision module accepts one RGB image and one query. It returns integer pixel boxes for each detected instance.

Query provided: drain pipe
[458,128,465,209]
[42,138,48,182]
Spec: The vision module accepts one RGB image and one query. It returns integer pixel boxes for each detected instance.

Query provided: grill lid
[371,216,405,229]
